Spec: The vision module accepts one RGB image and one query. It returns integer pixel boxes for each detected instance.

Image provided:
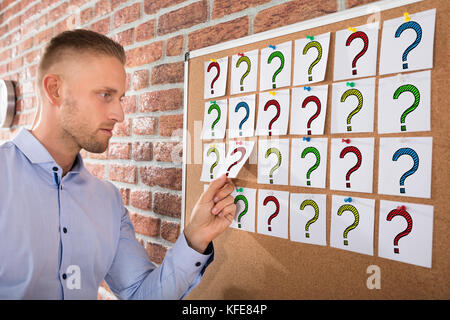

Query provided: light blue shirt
[0,128,213,299]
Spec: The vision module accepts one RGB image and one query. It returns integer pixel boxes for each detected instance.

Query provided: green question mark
[267,51,285,89]
[301,146,320,186]
[302,40,322,82]
[236,56,251,91]
[208,102,221,137]
[234,194,248,229]
[206,146,219,179]
[300,199,319,238]
[393,84,420,132]
[337,204,360,246]
[340,88,363,132]
[265,147,281,184]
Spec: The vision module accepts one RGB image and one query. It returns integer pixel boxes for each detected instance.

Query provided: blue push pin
[302,137,311,142]
[304,86,311,91]
[269,45,276,50]
[344,197,353,203]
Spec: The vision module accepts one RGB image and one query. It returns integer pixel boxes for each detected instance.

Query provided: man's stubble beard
[60,96,109,154]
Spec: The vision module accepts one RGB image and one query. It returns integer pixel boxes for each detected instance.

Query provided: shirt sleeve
[104,205,214,300]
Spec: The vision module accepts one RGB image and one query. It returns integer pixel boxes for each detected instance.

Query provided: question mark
[301,147,320,186]
[267,51,285,89]
[226,147,246,177]
[265,147,281,184]
[345,31,369,75]
[206,146,219,179]
[235,102,250,136]
[395,21,422,70]
[300,199,319,238]
[301,95,321,135]
[393,84,420,132]
[207,61,220,94]
[208,102,221,137]
[337,204,360,246]
[234,194,249,229]
[386,207,413,254]
[392,147,419,194]
[263,195,280,232]
[236,56,251,91]
[264,99,281,136]
[340,88,363,132]
[339,146,362,188]
[302,41,322,82]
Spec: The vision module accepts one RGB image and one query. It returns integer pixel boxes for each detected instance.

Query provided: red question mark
[207,62,220,94]
[339,146,362,188]
[264,99,281,136]
[263,195,280,232]
[225,147,246,177]
[301,95,321,135]
[386,206,413,254]
[346,31,369,76]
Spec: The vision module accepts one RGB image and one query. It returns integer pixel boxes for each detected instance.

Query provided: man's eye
[100,93,111,99]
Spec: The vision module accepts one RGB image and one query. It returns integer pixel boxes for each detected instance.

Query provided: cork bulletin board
[182,0,450,299]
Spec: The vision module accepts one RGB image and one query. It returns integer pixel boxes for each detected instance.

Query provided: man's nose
[109,99,124,123]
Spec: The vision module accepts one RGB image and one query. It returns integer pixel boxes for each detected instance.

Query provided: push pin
[303,137,311,142]
[210,100,216,104]
[346,82,355,87]
[403,12,410,22]
[344,197,353,203]
[238,53,244,57]
[236,141,243,145]
[269,91,276,96]
[348,27,357,33]
[397,205,407,211]
[306,35,314,41]
[236,187,243,192]
[269,45,276,50]
[342,138,351,144]
[304,86,311,91]
[210,58,217,62]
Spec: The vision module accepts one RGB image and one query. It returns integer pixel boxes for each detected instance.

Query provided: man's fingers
[211,195,235,215]
[213,181,235,203]
[218,204,237,223]
[201,174,228,202]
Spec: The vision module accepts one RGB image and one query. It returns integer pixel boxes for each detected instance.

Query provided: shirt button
[52,166,58,171]
[63,227,67,233]
[195,262,201,267]
[62,273,67,280]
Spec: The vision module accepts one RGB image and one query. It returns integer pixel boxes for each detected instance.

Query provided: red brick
[144,0,186,15]
[49,2,68,22]
[94,0,113,19]
[109,164,137,184]
[132,116,157,136]
[132,141,153,161]
[254,0,337,33]
[139,88,183,112]
[153,192,182,218]
[119,187,130,205]
[85,163,105,179]
[113,3,140,29]
[125,41,163,68]
[130,212,160,237]
[130,190,152,211]
[158,1,207,36]
[145,242,167,265]
[108,142,131,160]
[112,28,134,47]
[132,69,149,90]
[161,221,180,243]
[120,95,136,114]
[139,167,182,190]
[153,141,182,163]
[188,16,249,51]
[113,118,132,136]
[136,20,155,42]
[212,0,271,19]
[90,17,110,35]
[346,0,379,8]
[159,114,183,137]
[150,61,184,85]
[166,35,184,57]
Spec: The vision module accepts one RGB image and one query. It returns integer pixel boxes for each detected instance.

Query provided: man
[0,29,236,299]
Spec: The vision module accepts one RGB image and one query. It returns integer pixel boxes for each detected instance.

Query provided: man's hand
[184,174,236,253]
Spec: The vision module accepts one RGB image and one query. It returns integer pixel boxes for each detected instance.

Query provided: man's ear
[42,73,63,106]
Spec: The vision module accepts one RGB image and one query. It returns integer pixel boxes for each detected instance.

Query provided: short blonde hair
[37,29,126,93]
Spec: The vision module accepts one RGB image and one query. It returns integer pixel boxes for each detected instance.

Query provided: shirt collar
[12,127,84,174]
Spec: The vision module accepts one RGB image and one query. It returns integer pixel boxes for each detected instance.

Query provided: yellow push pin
[269,91,276,96]
[348,27,357,33]
[210,58,217,62]
[404,12,410,22]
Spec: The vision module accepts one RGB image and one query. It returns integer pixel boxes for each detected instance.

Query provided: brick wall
[0,0,377,299]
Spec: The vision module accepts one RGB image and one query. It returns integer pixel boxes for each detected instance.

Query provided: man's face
[58,53,126,153]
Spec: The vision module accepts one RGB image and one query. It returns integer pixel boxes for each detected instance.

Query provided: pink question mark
[207,61,220,94]
[264,195,280,232]
[346,31,369,76]
[225,146,246,177]
[301,95,321,135]
[264,99,281,136]
[386,206,413,254]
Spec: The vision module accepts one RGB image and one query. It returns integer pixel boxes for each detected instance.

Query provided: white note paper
[228,94,256,138]
[200,142,226,182]
[201,99,227,140]
[257,138,290,186]
[256,89,290,137]
[231,187,257,233]
[257,189,289,239]
[204,56,228,99]
[216,140,255,179]
[260,41,292,91]
[230,49,259,95]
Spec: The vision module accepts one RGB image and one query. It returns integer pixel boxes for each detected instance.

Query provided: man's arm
[104,174,235,299]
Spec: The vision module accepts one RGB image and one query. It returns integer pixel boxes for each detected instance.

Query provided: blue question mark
[392,147,419,194]
[235,102,250,136]
[395,21,422,70]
